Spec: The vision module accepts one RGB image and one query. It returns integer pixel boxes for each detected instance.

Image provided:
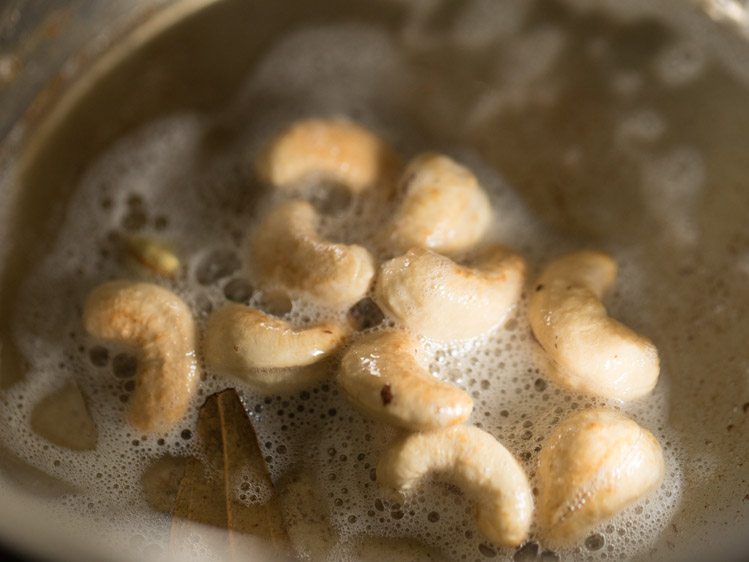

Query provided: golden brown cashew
[386,153,492,254]
[204,303,347,371]
[256,117,400,193]
[537,408,664,545]
[377,425,533,547]
[374,246,525,342]
[337,330,473,431]
[528,251,660,401]
[252,199,376,309]
[83,281,198,432]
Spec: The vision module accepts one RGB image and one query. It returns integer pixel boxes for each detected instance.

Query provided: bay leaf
[170,389,288,558]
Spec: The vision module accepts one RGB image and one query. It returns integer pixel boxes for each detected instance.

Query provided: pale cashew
[377,425,533,547]
[252,199,376,308]
[528,251,660,401]
[386,153,492,254]
[537,408,665,545]
[204,303,347,372]
[374,246,525,342]
[227,362,331,395]
[83,281,198,432]
[337,330,473,431]
[255,117,400,193]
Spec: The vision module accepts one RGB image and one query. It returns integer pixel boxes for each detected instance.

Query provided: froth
[1,108,685,562]
[0,10,724,562]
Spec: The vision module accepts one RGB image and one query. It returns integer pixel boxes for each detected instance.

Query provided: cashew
[252,199,376,308]
[83,281,198,432]
[30,382,97,451]
[377,425,533,547]
[374,246,525,342]
[256,117,400,193]
[126,235,180,277]
[204,303,347,372]
[231,362,331,394]
[338,330,473,431]
[528,251,659,401]
[537,408,665,545]
[386,153,492,254]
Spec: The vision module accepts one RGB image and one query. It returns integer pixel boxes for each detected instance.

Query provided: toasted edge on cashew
[374,246,525,342]
[255,117,401,193]
[83,281,197,432]
[204,303,347,372]
[537,408,665,545]
[377,425,533,547]
[338,330,473,431]
[386,153,492,254]
[252,199,376,309]
[528,251,660,401]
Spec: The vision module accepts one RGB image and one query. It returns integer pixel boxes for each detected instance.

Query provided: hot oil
[1,0,748,560]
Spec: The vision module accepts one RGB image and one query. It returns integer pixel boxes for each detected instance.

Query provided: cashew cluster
[338,330,473,431]
[78,117,668,555]
[252,199,376,309]
[204,303,346,392]
[84,281,198,432]
[256,117,401,194]
[386,153,492,254]
[537,408,664,545]
[375,245,525,342]
[377,426,533,547]
[251,120,535,549]
[528,251,660,401]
